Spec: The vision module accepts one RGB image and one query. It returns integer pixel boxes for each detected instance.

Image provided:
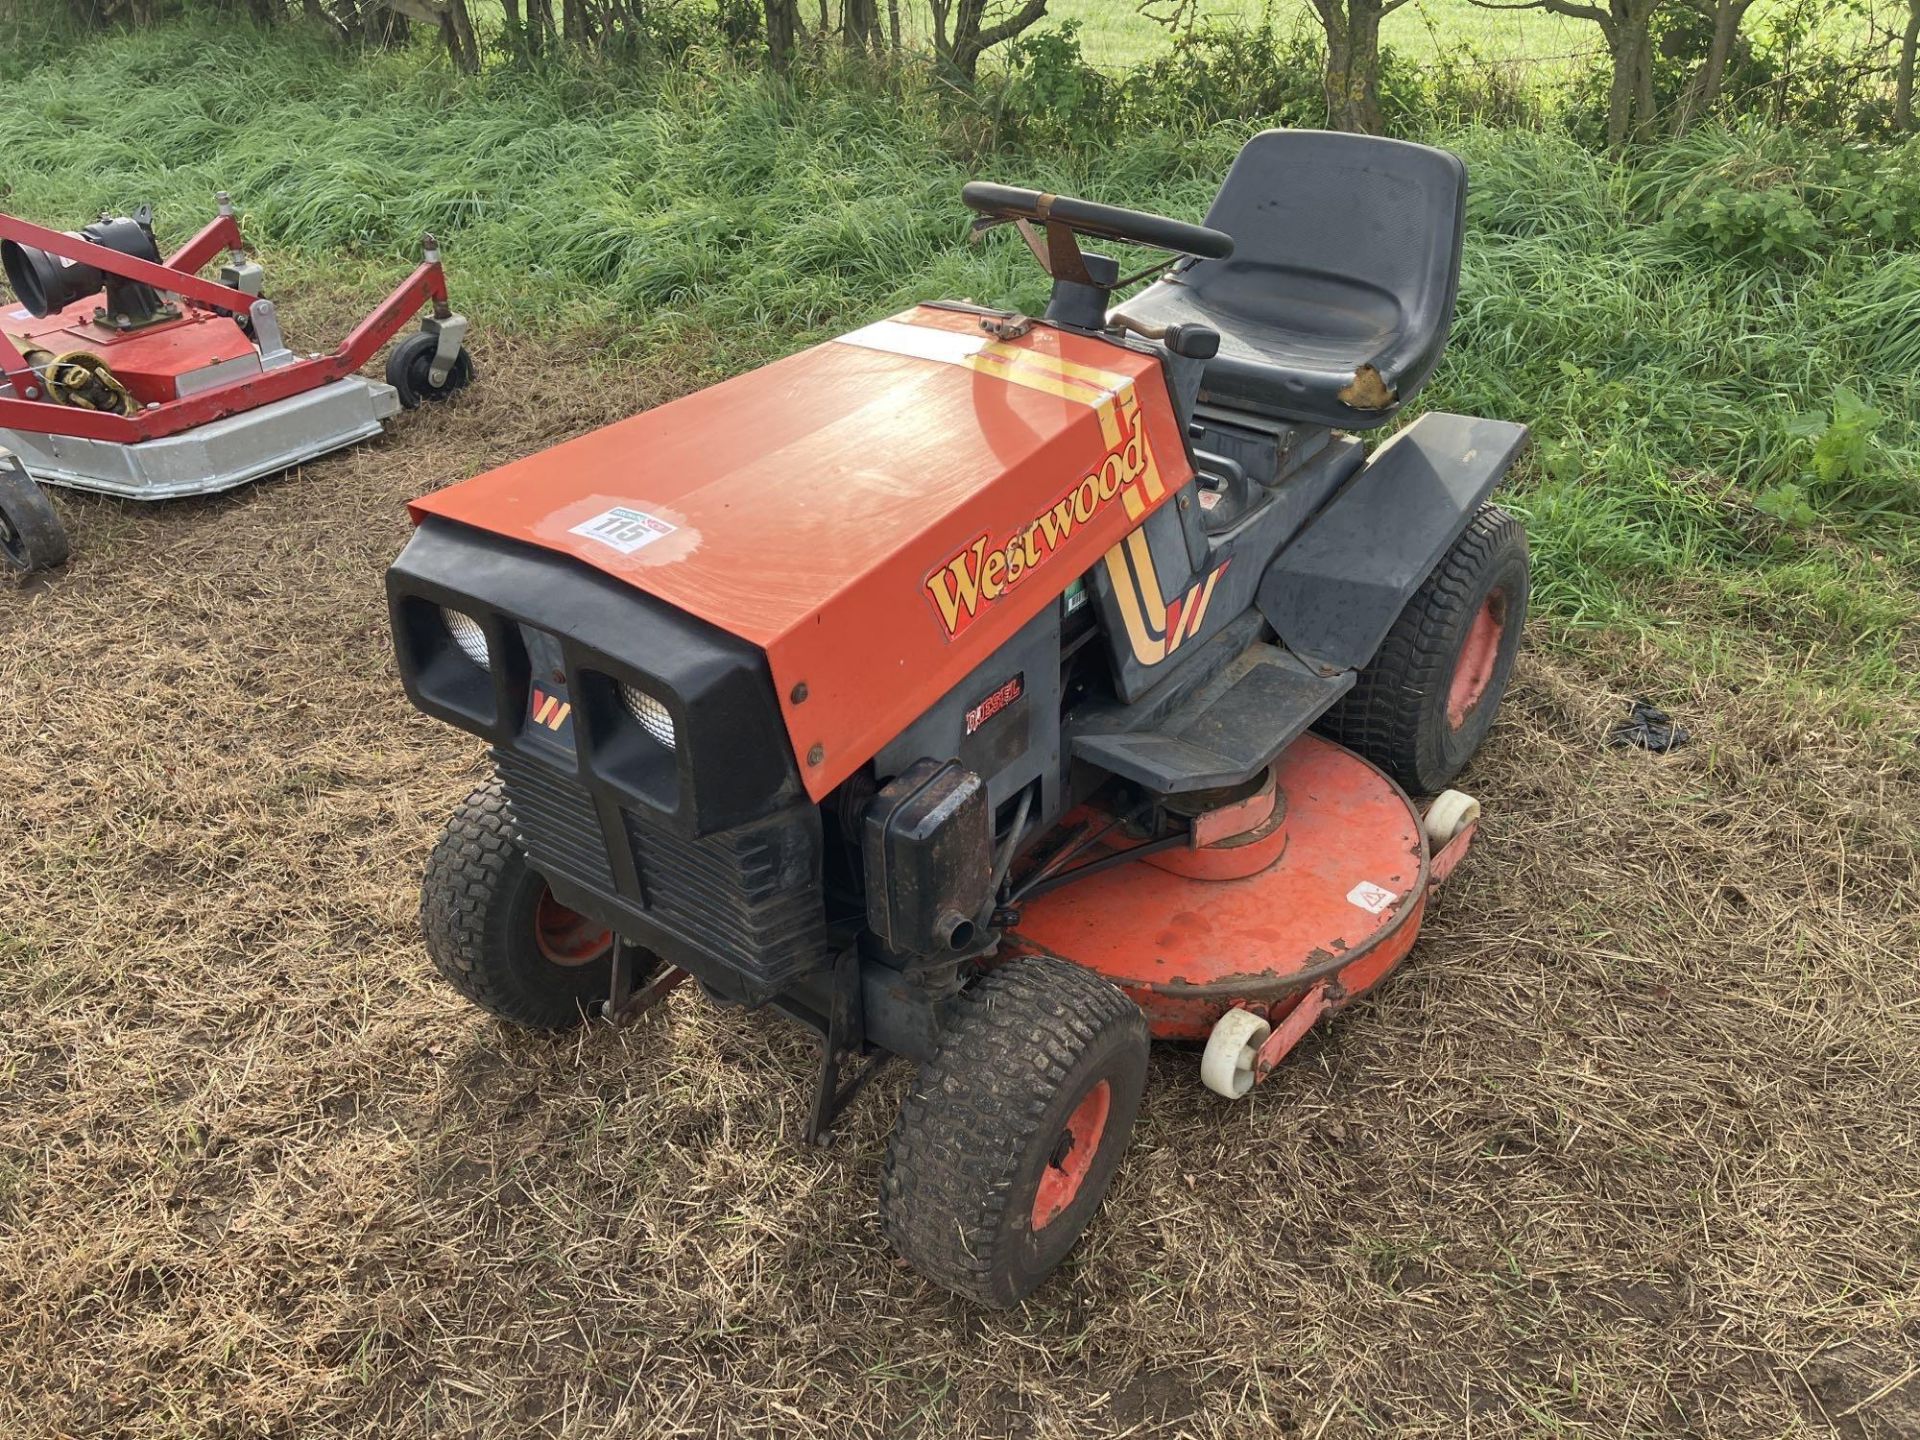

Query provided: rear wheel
[0,463,69,576]
[420,779,618,1029]
[1315,503,1528,795]
[880,956,1149,1307]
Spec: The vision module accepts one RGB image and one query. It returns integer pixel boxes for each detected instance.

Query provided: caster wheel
[387,331,474,408]
[1422,789,1481,850]
[1201,1006,1271,1099]
[0,461,69,576]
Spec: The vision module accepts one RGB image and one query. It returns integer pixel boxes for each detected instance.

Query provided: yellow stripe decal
[1103,543,1161,663]
[1185,568,1222,639]
[836,317,1136,412]
[960,352,1094,407]
[1124,529,1168,633]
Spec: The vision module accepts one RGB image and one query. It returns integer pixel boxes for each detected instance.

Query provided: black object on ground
[1608,700,1690,753]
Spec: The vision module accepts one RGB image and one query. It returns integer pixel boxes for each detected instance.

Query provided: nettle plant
[1757,387,1892,529]
[1668,142,1920,262]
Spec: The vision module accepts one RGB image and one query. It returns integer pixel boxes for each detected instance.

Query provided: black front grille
[627,809,831,989]
[493,749,831,997]
[496,750,616,895]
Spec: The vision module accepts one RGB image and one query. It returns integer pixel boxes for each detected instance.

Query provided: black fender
[1256,412,1530,672]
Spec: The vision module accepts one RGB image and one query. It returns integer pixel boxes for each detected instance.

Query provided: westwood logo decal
[924,388,1168,639]
[529,687,572,731]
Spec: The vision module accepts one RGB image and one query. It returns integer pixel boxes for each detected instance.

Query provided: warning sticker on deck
[1346,881,1398,915]
[569,505,677,555]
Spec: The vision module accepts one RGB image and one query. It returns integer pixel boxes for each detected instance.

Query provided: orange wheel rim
[1447,590,1507,728]
[533,887,614,967]
[1031,1079,1112,1231]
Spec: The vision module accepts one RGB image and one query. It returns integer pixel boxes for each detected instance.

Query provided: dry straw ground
[2,299,1917,1439]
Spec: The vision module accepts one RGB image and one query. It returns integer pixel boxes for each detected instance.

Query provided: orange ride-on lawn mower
[0,196,474,577]
[387,130,1530,1306]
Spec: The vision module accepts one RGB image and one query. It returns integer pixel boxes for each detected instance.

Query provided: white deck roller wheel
[1423,789,1481,850]
[1201,1007,1272,1099]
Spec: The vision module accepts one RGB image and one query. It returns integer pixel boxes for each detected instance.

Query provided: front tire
[1315,503,1528,795]
[420,780,615,1029]
[0,463,69,576]
[880,956,1149,1307]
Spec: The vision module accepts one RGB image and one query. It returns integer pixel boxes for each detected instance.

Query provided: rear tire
[880,956,1149,1308]
[1315,503,1528,795]
[420,780,616,1029]
[0,463,69,576]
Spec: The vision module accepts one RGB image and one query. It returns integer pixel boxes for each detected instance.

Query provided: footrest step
[1070,643,1352,794]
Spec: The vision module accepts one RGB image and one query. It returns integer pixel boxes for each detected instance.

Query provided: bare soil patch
[2,324,1916,1439]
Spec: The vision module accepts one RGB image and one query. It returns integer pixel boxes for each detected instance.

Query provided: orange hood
[410,305,1192,798]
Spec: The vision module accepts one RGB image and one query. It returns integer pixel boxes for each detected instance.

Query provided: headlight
[620,682,676,749]
[441,606,490,667]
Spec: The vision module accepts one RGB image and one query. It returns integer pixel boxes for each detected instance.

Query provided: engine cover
[407,305,1194,799]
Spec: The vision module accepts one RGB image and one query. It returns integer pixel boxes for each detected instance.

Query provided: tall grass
[2,21,1915,709]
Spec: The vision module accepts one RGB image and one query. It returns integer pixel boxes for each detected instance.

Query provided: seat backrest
[1194,129,1468,416]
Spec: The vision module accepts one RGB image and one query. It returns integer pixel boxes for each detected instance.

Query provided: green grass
[442,0,1595,67]
[1036,0,1890,68]
[1042,0,1589,70]
[1,20,1915,718]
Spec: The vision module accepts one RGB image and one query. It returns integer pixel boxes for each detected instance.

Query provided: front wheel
[879,956,1149,1307]
[1315,503,1528,795]
[0,463,69,576]
[419,779,618,1029]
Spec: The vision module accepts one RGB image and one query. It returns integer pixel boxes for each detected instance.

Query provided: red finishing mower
[388,130,1530,1305]
[0,197,473,576]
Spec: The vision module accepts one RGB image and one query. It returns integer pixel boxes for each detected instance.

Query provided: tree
[295,1,406,47]
[1658,0,1758,133]
[844,0,879,49]
[763,0,800,70]
[379,0,478,70]
[1673,0,1758,133]
[501,0,560,57]
[1471,0,1668,147]
[1305,0,1410,134]
[1898,0,1920,130]
[930,0,1050,81]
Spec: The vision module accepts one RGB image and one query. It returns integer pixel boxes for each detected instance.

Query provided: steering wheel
[961,183,1234,262]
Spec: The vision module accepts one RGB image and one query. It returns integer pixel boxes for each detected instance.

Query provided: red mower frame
[0,205,454,445]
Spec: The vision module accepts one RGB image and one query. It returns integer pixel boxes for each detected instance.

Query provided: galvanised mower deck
[0,198,472,575]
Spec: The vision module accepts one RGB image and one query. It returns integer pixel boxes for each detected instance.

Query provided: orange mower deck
[1007,733,1477,1092]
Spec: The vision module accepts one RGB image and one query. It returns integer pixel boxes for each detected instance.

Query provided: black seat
[1116,130,1467,430]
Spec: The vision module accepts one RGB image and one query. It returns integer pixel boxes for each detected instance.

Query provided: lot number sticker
[570,506,677,555]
